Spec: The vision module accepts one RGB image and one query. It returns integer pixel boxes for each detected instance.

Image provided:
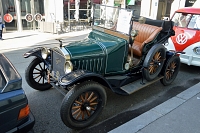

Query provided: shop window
[1,0,17,31]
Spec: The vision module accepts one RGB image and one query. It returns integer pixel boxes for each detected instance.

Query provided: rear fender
[59,70,113,91]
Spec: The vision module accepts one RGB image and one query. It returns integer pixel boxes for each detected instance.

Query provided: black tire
[25,58,52,91]
[143,44,166,81]
[160,56,180,86]
[60,81,107,129]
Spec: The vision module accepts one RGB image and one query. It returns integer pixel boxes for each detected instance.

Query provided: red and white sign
[34,13,42,21]
[25,13,33,22]
[4,13,13,23]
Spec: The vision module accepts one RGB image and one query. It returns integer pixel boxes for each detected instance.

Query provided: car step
[120,76,164,95]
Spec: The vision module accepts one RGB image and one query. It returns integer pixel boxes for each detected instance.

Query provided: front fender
[23,47,51,67]
[59,70,112,90]
[23,47,43,59]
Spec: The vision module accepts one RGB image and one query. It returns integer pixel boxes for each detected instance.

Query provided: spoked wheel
[25,58,52,91]
[160,56,180,86]
[143,44,166,81]
[60,81,107,129]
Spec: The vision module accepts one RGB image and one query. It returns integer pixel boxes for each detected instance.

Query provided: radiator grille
[51,50,66,78]
[73,58,104,74]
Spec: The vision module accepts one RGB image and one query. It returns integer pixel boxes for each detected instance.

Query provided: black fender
[59,70,113,91]
[160,50,179,74]
[23,47,43,59]
[23,47,51,67]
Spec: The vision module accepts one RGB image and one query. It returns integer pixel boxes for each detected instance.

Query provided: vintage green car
[23,4,182,129]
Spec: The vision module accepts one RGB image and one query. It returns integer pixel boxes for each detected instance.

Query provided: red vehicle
[165,7,200,66]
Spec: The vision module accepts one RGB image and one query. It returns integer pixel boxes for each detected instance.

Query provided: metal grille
[51,50,66,78]
[73,58,104,74]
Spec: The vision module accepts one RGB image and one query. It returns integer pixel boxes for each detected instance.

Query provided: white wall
[44,0,63,23]
[170,0,186,18]
[193,0,200,7]
[140,0,159,19]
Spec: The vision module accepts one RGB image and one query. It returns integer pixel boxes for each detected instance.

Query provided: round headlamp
[64,61,73,74]
[41,47,50,59]
[193,47,200,55]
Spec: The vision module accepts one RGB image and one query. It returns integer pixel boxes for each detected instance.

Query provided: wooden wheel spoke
[149,66,155,74]
[86,110,90,117]
[80,95,85,102]
[72,106,81,109]
[171,62,176,69]
[72,108,80,115]
[75,100,82,105]
[85,92,89,101]
[89,96,97,103]
[90,102,98,106]
[81,111,85,120]
[90,107,95,110]
[87,92,94,101]
[75,110,82,119]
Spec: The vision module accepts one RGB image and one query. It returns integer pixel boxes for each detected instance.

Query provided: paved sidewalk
[0,30,91,53]
[109,82,200,133]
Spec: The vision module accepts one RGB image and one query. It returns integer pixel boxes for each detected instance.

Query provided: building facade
[0,0,198,32]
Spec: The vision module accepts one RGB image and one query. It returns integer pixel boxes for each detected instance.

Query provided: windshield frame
[92,4,133,37]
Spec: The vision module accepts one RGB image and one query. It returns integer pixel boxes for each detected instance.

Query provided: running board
[50,82,68,96]
[120,76,164,95]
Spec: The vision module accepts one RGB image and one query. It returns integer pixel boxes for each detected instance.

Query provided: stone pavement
[109,82,200,133]
[1,30,200,133]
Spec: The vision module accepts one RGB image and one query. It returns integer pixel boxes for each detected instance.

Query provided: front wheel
[60,81,107,129]
[160,56,180,86]
[25,58,52,91]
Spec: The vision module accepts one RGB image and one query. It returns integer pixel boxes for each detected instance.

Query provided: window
[188,15,200,30]
[0,70,6,90]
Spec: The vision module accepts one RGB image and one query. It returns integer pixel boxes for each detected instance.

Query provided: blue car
[0,53,35,133]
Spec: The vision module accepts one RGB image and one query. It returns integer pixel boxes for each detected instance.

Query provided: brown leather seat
[129,22,162,56]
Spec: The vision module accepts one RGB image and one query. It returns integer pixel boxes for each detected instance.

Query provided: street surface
[3,35,200,133]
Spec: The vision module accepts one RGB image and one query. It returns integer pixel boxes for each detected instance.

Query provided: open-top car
[23,4,182,129]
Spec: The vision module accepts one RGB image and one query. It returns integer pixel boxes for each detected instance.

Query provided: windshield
[93,4,133,35]
[172,12,200,29]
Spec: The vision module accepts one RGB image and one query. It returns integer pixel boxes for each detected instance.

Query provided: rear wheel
[143,44,166,81]
[25,58,52,91]
[60,81,107,129]
[160,56,180,86]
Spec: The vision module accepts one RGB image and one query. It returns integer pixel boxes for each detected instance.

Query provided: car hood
[63,30,127,59]
[64,37,105,59]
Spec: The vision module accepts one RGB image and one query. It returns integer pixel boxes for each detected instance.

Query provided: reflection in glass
[1,0,17,31]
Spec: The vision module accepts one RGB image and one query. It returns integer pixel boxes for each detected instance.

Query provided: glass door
[20,0,44,30]
[1,0,18,31]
